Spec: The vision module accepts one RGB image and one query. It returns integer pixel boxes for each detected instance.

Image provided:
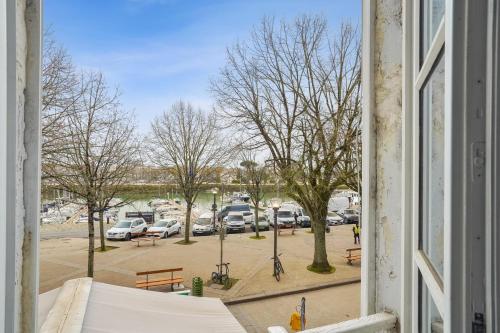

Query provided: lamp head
[211,188,218,195]
[271,198,281,210]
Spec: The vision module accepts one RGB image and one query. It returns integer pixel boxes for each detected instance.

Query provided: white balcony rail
[267,312,397,333]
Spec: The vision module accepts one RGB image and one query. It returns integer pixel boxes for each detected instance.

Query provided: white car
[192,213,215,236]
[224,212,245,233]
[148,218,181,238]
[273,209,295,228]
[296,208,311,227]
[106,218,148,241]
[242,211,254,224]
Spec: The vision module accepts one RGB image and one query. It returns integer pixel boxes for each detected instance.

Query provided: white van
[266,207,295,228]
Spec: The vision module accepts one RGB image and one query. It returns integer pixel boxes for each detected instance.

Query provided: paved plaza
[40,224,361,331]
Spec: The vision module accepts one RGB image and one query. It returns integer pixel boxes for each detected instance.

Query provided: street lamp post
[219,209,225,279]
[211,188,225,279]
[210,188,230,285]
[211,188,218,232]
[271,199,281,275]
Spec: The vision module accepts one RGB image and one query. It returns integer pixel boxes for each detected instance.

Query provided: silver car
[251,216,270,231]
[326,211,344,226]
[224,212,246,233]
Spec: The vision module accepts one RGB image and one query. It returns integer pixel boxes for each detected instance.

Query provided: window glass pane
[420,52,445,278]
[421,0,445,62]
[419,273,443,333]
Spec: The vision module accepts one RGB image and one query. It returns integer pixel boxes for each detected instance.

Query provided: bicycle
[211,263,230,286]
[271,253,285,281]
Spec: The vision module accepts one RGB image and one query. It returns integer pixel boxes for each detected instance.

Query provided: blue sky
[44,0,360,133]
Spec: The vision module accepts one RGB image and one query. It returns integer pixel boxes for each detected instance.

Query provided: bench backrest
[137,267,183,276]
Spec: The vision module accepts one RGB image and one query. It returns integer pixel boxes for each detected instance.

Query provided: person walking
[353,223,361,244]
[293,211,299,235]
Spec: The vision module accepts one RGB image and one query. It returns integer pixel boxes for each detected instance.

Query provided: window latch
[472,142,485,182]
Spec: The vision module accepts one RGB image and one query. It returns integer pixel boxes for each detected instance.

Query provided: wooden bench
[130,231,162,247]
[345,247,361,265]
[136,268,184,291]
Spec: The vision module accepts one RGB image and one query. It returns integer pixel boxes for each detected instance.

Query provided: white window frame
[360,0,376,317]
[0,0,7,330]
[1,1,18,331]
[412,0,446,324]
[445,0,488,331]
[403,0,490,332]
[486,0,500,331]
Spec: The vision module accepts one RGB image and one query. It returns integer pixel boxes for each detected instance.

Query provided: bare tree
[44,71,140,276]
[149,101,230,244]
[42,31,80,159]
[212,17,361,272]
[338,123,362,194]
[240,154,267,238]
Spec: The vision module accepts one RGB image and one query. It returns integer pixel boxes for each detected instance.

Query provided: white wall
[361,0,404,319]
[372,0,404,315]
[0,0,8,330]
[0,0,41,332]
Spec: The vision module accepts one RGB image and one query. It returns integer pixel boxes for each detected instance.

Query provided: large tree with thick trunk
[149,101,230,244]
[212,17,360,272]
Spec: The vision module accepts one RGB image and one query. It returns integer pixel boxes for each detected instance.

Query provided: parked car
[251,216,270,231]
[272,208,295,228]
[224,212,246,233]
[148,218,181,238]
[269,202,310,227]
[106,218,148,241]
[326,211,344,226]
[242,211,254,224]
[218,204,251,220]
[192,212,215,236]
[297,208,311,227]
[339,209,359,224]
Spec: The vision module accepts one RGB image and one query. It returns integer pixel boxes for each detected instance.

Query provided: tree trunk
[184,202,192,243]
[309,203,332,272]
[254,202,260,238]
[87,204,95,277]
[98,210,105,251]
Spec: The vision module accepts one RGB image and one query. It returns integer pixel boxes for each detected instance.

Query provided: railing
[267,312,398,333]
